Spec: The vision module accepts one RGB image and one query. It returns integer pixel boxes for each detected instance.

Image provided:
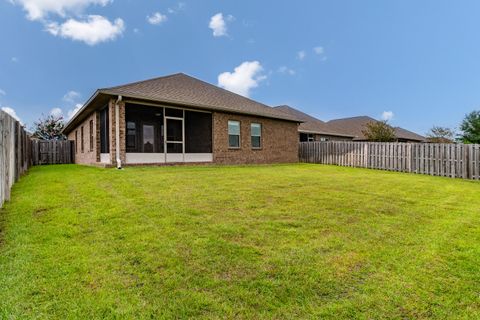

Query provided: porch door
[165,117,184,162]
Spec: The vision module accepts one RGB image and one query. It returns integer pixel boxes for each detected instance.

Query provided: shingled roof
[327,116,425,142]
[100,73,300,122]
[274,105,355,137]
[63,73,301,134]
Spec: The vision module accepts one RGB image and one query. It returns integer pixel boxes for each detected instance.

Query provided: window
[251,123,261,149]
[228,120,240,148]
[75,130,78,153]
[100,107,109,153]
[89,120,94,151]
[300,133,314,142]
[126,121,136,150]
[81,126,84,153]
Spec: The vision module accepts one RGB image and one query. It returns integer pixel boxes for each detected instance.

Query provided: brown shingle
[99,73,301,122]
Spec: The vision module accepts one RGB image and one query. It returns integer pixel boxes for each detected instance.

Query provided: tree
[32,114,66,140]
[362,120,396,142]
[426,126,455,143]
[458,111,480,144]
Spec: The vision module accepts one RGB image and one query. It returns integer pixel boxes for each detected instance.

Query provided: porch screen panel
[125,103,164,153]
[185,111,212,153]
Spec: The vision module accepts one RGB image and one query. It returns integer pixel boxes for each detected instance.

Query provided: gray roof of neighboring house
[327,116,425,141]
[64,73,301,134]
[274,105,355,137]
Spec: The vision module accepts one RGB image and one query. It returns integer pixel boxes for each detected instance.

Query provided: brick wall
[213,112,299,164]
[67,112,97,164]
[107,98,126,166]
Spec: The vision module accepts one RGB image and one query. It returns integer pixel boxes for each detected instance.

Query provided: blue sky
[1,0,480,135]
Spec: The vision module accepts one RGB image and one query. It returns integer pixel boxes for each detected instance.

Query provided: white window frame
[228,120,241,149]
[251,123,262,149]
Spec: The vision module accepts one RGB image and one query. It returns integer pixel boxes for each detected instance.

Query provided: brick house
[62,73,301,167]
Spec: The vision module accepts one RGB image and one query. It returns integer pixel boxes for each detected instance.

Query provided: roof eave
[62,90,103,134]
[298,129,356,138]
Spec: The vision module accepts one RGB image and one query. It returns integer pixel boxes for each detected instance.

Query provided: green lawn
[1,164,480,319]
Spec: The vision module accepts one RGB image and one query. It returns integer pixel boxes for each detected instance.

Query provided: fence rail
[299,141,480,180]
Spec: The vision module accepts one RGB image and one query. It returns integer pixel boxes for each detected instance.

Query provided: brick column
[108,98,126,166]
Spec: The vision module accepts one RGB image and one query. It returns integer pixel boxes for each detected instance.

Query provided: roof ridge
[101,73,186,91]
[178,73,276,109]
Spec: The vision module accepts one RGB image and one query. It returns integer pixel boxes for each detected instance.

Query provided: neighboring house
[326,116,426,142]
[62,73,301,167]
[274,105,355,142]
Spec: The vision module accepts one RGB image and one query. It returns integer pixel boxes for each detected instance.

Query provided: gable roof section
[327,116,425,141]
[274,105,355,137]
[100,73,300,121]
[393,127,426,142]
[64,73,301,134]
[326,116,377,140]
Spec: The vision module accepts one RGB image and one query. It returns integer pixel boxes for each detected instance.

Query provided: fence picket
[299,141,480,181]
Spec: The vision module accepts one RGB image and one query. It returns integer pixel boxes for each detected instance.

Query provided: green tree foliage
[426,126,455,143]
[458,111,480,144]
[362,120,396,142]
[32,114,66,140]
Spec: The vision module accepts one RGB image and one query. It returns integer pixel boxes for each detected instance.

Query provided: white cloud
[218,61,266,97]
[209,13,233,37]
[46,15,124,46]
[11,57,19,63]
[313,46,324,55]
[1,107,21,122]
[147,12,167,25]
[297,50,306,60]
[68,103,83,119]
[11,0,111,21]
[63,90,80,103]
[50,107,63,117]
[381,111,394,121]
[168,2,186,14]
[0,89,5,96]
[278,66,295,76]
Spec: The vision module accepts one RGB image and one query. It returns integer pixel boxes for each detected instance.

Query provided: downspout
[115,95,122,169]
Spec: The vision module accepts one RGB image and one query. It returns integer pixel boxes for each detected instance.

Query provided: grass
[0,164,480,319]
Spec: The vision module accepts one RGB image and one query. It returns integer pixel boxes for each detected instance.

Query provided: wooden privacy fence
[299,141,480,180]
[0,111,31,207]
[31,140,74,165]
[1,109,76,207]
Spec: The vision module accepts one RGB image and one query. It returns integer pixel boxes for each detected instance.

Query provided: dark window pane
[165,108,183,118]
[166,119,182,142]
[143,125,155,153]
[185,111,212,153]
[251,136,261,148]
[100,107,109,153]
[229,135,239,148]
[126,121,136,149]
[167,143,182,153]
